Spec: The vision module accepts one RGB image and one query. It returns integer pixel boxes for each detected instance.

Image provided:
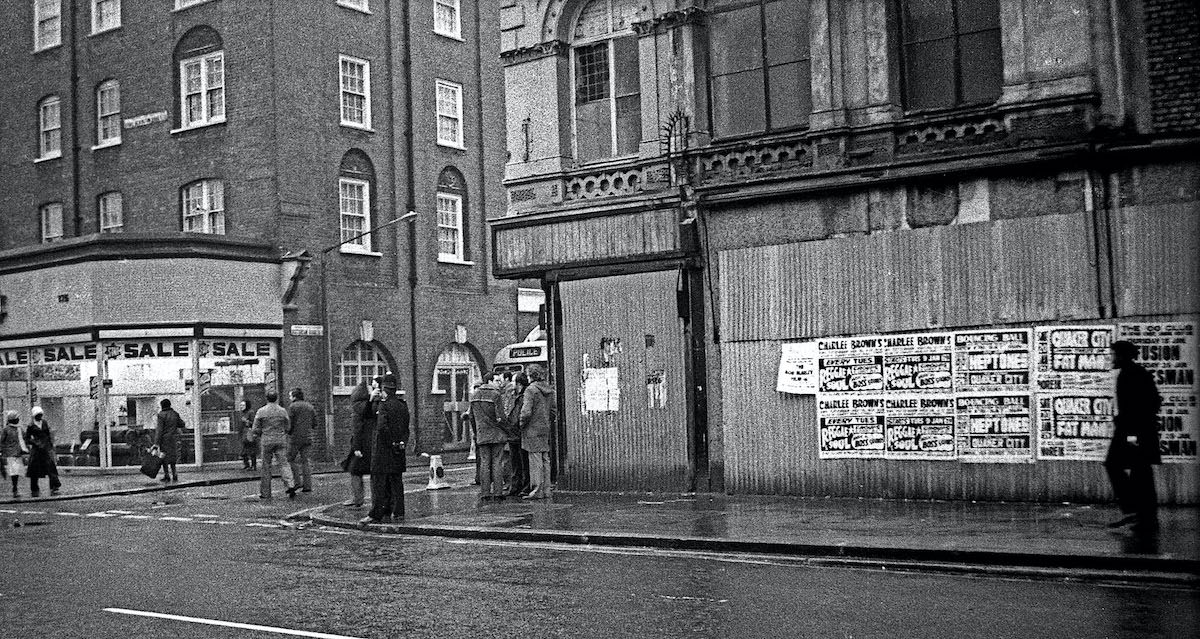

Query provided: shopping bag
[139,450,164,479]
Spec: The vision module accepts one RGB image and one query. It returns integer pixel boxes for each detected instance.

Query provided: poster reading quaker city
[1118,321,1199,463]
[952,329,1033,393]
[1035,325,1116,461]
[955,394,1035,462]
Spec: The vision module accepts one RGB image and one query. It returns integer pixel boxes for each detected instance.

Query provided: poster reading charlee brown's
[1118,321,1199,463]
[883,395,955,459]
[817,396,885,458]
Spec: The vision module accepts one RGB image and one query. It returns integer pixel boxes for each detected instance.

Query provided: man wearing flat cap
[361,373,409,524]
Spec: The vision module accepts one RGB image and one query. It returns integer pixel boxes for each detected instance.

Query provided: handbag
[139,448,164,479]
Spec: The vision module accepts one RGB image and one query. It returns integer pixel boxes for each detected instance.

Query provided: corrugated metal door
[558,270,690,491]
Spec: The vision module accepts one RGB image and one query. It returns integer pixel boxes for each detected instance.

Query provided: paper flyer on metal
[1118,321,1198,463]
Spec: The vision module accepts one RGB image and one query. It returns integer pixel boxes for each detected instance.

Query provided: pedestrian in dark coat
[2,410,27,498]
[505,372,530,496]
[519,364,556,500]
[154,399,185,482]
[287,388,317,493]
[239,399,258,470]
[341,380,376,507]
[471,372,507,500]
[362,374,408,524]
[24,406,61,497]
[1105,340,1163,533]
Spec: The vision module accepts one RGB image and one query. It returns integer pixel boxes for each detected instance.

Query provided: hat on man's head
[381,373,398,389]
[31,406,44,417]
[4,410,18,424]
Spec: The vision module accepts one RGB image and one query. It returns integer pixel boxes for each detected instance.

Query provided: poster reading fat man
[1037,392,1114,460]
[1117,321,1198,463]
[1035,325,1114,391]
[955,394,1034,462]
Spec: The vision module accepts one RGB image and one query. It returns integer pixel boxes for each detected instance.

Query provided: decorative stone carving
[895,117,1008,155]
[562,163,671,202]
[631,5,706,35]
[500,40,567,66]
[694,139,816,185]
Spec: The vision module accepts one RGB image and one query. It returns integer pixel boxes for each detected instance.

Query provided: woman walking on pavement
[2,411,27,498]
[519,365,556,500]
[340,379,375,508]
[154,399,185,482]
[239,399,258,470]
[24,406,61,496]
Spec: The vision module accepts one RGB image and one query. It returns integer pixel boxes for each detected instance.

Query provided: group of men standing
[471,364,556,501]
[250,388,317,500]
[340,373,410,525]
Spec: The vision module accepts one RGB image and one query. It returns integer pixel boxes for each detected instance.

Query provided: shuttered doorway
[557,270,690,491]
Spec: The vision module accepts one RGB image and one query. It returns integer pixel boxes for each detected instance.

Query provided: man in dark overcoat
[361,374,409,524]
[1104,340,1163,534]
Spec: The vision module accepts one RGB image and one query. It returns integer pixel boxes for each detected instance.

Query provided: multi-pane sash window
[337,341,388,391]
[339,56,372,128]
[34,0,61,50]
[708,0,811,138]
[436,193,463,261]
[899,0,1002,110]
[40,203,64,242]
[435,80,463,147]
[180,51,225,128]
[339,178,372,252]
[434,0,461,38]
[92,0,120,33]
[99,192,123,233]
[571,0,641,163]
[96,80,121,146]
[39,96,62,159]
[182,179,225,234]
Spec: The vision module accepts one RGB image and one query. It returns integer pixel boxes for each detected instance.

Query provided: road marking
[193,514,220,518]
[246,522,281,528]
[121,515,152,520]
[107,509,135,514]
[0,509,16,514]
[159,516,193,522]
[54,512,80,517]
[658,594,729,604]
[103,608,366,639]
[86,511,119,518]
[19,510,46,515]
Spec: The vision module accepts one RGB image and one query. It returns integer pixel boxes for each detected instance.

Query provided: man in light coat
[519,364,557,500]
[470,372,507,500]
[253,390,296,499]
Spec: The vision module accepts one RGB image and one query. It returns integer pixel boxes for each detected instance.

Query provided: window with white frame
[571,0,641,163]
[96,80,121,146]
[98,192,123,233]
[34,0,61,51]
[339,56,372,128]
[434,0,461,39]
[337,0,369,12]
[181,179,225,234]
[339,177,372,252]
[38,96,62,159]
[336,341,389,392]
[92,0,120,33]
[435,80,463,147]
[40,203,64,243]
[436,193,463,261]
[179,51,225,129]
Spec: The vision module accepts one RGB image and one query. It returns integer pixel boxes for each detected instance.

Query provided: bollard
[421,452,450,490]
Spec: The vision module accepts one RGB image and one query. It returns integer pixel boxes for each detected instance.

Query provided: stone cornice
[631,6,706,36]
[500,40,567,66]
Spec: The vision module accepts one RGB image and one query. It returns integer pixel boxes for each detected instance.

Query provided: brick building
[0,0,526,470]
[493,0,1199,501]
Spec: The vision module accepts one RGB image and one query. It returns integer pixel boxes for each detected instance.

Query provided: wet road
[1,482,1196,638]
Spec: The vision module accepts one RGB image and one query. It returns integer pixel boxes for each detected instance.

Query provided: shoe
[341,500,363,507]
[50,489,59,496]
[1107,514,1139,529]
[160,477,170,483]
[286,487,297,499]
[30,492,40,498]
[359,516,381,526]
[301,488,312,493]
[242,464,250,469]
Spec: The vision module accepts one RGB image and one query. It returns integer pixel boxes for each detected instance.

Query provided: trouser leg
[389,473,405,518]
[300,447,312,490]
[260,444,274,498]
[350,473,364,505]
[29,477,39,496]
[489,445,505,496]
[1104,456,1134,514]
[279,447,295,490]
[368,473,390,521]
[528,452,544,496]
[1130,462,1158,522]
[479,444,496,497]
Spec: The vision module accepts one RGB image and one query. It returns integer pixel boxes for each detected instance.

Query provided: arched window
[38,95,61,159]
[436,167,468,262]
[173,26,225,129]
[336,340,392,392]
[432,343,481,449]
[897,0,1001,110]
[96,79,121,146]
[571,0,641,163]
[338,150,376,254]
[707,0,811,137]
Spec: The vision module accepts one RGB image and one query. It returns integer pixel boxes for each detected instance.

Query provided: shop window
[436,166,468,262]
[338,150,377,254]
[897,0,1002,110]
[96,80,121,147]
[708,0,811,138]
[34,0,62,51]
[173,26,225,130]
[436,79,464,148]
[99,191,123,233]
[571,0,641,164]
[38,95,61,160]
[432,343,480,450]
[434,0,461,39]
[181,178,225,234]
[40,202,64,242]
[336,340,391,393]
[92,0,120,34]
[339,55,372,129]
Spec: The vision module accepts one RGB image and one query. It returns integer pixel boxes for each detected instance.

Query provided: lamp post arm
[320,211,417,254]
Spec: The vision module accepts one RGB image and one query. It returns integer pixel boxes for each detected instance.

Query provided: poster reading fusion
[1118,321,1198,463]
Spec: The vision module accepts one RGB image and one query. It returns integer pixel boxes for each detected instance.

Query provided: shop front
[0,336,279,469]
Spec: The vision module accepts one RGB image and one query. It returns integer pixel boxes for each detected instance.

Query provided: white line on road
[86,511,119,518]
[18,510,46,515]
[106,509,135,514]
[0,509,16,513]
[103,608,366,639]
[245,522,281,528]
[193,514,220,518]
[54,512,81,517]
[120,515,152,520]
[159,516,193,522]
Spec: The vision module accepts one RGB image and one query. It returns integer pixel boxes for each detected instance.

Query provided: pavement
[7,457,1198,585]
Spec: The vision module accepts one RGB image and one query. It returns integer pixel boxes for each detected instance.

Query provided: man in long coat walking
[1105,340,1163,534]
